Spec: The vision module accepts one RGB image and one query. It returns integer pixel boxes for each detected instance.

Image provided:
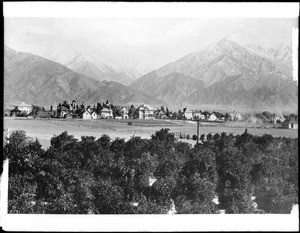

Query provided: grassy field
[4,117,298,149]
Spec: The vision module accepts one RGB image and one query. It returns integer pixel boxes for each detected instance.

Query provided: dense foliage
[3,129,298,214]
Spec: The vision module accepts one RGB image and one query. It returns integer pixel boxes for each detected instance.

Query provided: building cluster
[3,100,298,129]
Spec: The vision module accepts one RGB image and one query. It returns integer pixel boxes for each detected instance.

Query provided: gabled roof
[18,102,32,107]
[60,106,70,111]
[101,108,112,112]
[83,110,91,114]
[284,118,298,124]
[11,108,21,112]
[144,104,154,111]
[157,110,167,115]
[183,108,192,113]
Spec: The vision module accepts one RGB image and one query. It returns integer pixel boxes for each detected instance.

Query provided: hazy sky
[4,17,298,71]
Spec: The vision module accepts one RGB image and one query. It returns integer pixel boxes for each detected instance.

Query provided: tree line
[3,129,298,214]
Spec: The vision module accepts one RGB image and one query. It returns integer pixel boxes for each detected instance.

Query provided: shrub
[186,134,191,140]
[192,134,198,141]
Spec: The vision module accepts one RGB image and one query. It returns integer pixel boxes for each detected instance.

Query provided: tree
[128,105,136,119]
[174,147,218,214]
[97,134,111,150]
[178,109,184,120]
[110,138,126,154]
[4,130,45,213]
[213,133,221,142]
[62,100,69,109]
[172,112,178,119]
[206,133,213,141]
[200,134,205,142]
[166,107,170,118]
[151,128,176,143]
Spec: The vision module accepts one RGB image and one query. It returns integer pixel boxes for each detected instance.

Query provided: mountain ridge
[131,32,296,110]
[4,46,164,107]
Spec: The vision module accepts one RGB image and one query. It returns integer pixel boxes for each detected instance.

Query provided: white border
[2,2,299,231]
[3,2,300,18]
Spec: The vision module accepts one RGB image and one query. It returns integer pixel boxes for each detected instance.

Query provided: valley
[4,117,298,149]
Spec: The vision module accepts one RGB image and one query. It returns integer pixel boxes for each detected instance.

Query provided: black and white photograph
[1,2,299,231]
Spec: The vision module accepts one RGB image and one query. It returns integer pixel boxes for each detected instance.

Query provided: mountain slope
[25,46,141,86]
[4,46,164,107]
[131,72,204,103]
[182,74,298,109]
[131,32,297,109]
[63,53,137,85]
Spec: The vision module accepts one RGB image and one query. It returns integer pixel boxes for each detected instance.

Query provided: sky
[5,17,297,73]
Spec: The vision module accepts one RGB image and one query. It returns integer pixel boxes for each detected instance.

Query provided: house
[121,107,129,119]
[156,110,167,119]
[137,104,155,119]
[272,114,285,124]
[193,111,205,120]
[82,110,92,120]
[282,119,298,129]
[235,113,243,121]
[100,108,113,119]
[91,111,98,119]
[70,100,76,111]
[10,108,21,117]
[230,113,243,121]
[4,108,14,116]
[65,112,73,119]
[183,108,193,120]
[59,106,71,118]
[208,113,217,121]
[15,102,33,114]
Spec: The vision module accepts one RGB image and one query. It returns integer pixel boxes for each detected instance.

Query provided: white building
[121,107,129,119]
[137,104,155,119]
[193,111,205,120]
[100,108,113,119]
[183,108,193,120]
[208,113,217,121]
[91,111,98,119]
[15,102,32,114]
[82,110,92,120]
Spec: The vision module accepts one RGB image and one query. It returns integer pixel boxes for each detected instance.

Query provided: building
[100,108,113,119]
[208,113,217,121]
[4,108,13,116]
[91,111,98,119]
[272,114,285,124]
[235,113,243,121]
[137,104,155,119]
[65,112,73,119]
[16,102,33,114]
[121,107,129,119]
[10,108,21,117]
[59,106,71,118]
[82,110,92,120]
[230,113,243,121]
[183,108,193,120]
[156,110,167,119]
[282,119,298,129]
[193,111,205,120]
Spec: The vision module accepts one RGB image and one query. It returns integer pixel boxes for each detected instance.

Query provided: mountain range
[4,32,298,112]
[131,33,297,111]
[4,46,164,107]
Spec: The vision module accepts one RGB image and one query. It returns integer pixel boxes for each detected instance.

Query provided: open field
[4,117,298,149]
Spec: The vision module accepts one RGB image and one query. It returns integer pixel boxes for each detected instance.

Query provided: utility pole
[196,120,200,144]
